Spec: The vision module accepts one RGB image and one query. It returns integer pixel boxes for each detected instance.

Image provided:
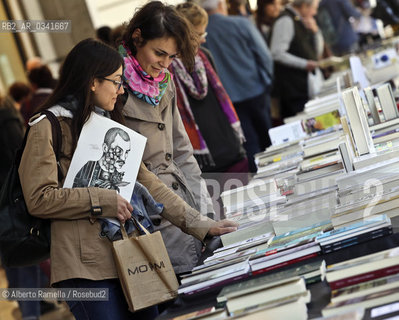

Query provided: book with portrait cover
[63,112,147,203]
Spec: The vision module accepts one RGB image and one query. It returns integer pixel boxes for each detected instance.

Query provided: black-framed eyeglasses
[101,77,123,91]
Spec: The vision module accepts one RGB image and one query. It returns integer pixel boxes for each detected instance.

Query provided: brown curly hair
[121,1,198,71]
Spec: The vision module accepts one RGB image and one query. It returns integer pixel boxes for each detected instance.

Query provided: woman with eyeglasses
[171,3,248,175]
[18,38,237,320]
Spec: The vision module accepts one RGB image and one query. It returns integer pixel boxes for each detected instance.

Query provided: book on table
[326,247,399,290]
[178,259,251,295]
[330,273,399,304]
[322,286,399,318]
[216,259,326,307]
[225,277,309,317]
[228,294,309,320]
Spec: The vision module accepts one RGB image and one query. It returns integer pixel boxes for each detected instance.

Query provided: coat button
[171,182,179,190]
[158,123,165,130]
[165,153,172,161]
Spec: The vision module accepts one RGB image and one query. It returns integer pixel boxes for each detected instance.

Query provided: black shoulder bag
[0,110,62,267]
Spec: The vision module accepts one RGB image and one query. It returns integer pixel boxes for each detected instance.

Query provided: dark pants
[234,92,272,172]
[5,265,41,320]
[57,278,158,320]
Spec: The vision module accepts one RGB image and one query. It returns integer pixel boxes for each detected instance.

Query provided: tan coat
[18,112,215,285]
[123,81,215,274]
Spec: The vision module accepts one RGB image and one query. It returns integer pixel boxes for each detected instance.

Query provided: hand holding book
[116,194,134,223]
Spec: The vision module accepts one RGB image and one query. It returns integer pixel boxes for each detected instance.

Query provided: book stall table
[157,231,399,320]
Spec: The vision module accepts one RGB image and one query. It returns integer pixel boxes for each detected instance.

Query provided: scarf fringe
[232,121,246,143]
[193,152,216,169]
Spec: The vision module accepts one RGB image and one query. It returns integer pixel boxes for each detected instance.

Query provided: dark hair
[38,38,124,149]
[104,127,130,146]
[111,24,126,49]
[8,82,31,103]
[28,65,56,89]
[228,0,252,16]
[121,1,198,70]
[256,0,277,28]
[96,26,113,45]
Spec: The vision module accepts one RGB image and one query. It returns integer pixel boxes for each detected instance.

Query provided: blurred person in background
[8,81,31,112]
[256,0,283,42]
[20,65,56,124]
[111,24,126,48]
[270,0,323,119]
[317,0,361,56]
[25,56,42,73]
[227,0,253,17]
[0,95,43,320]
[96,26,113,45]
[370,0,399,27]
[170,2,248,175]
[0,95,24,184]
[200,0,273,173]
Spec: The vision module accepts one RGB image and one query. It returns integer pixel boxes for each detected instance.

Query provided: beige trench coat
[123,80,215,274]
[18,111,215,285]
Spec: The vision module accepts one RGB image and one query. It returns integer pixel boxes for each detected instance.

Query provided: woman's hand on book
[116,194,133,223]
[208,219,239,236]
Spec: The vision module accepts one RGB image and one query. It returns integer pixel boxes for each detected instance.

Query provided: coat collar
[123,82,174,122]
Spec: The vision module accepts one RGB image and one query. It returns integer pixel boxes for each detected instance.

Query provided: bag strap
[119,216,151,240]
[40,110,64,181]
[131,216,151,235]
[16,110,63,180]
[41,111,62,162]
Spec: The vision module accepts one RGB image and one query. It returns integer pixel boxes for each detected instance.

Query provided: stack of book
[178,221,331,296]
[301,130,345,159]
[322,247,399,317]
[270,187,336,235]
[333,183,399,229]
[224,277,310,319]
[219,219,274,247]
[177,258,251,295]
[316,214,392,254]
[220,179,286,219]
[216,259,326,308]
[249,236,321,275]
[331,158,399,228]
[296,153,343,183]
[284,91,343,126]
[254,141,303,171]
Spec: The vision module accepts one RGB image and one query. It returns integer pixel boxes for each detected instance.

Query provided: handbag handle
[119,216,150,240]
[131,215,150,236]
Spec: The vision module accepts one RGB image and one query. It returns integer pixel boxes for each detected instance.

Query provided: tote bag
[112,218,178,312]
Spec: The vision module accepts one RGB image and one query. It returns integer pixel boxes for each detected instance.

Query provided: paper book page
[63,112,147,205]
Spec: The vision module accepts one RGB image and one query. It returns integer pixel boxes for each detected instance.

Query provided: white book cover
[342,87,375,156]
[63,112,147,204]
[376,83,399,121]
[268,120,307,146]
